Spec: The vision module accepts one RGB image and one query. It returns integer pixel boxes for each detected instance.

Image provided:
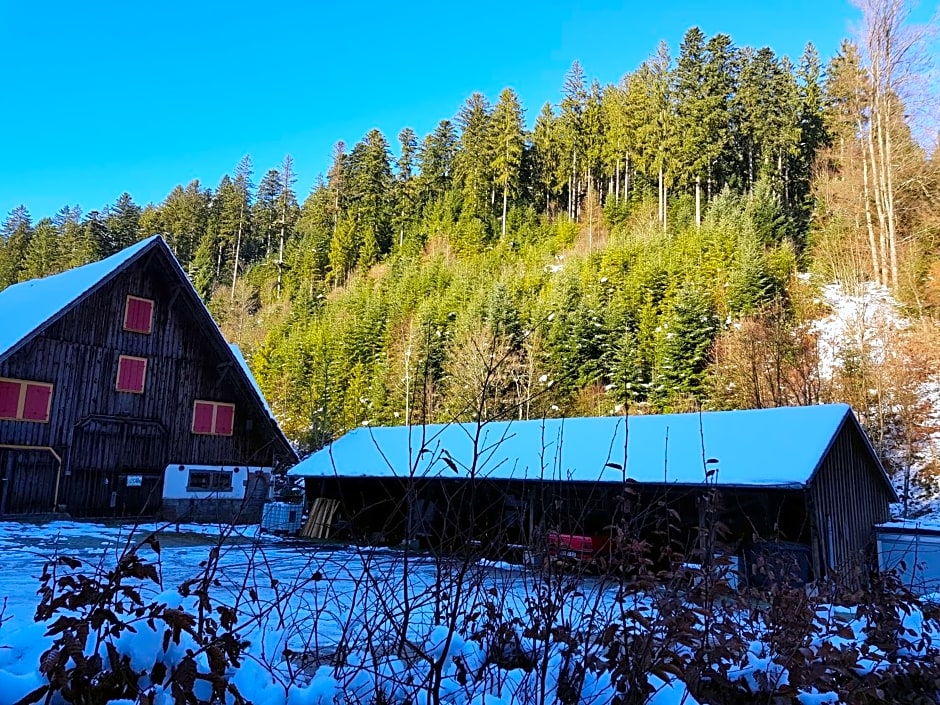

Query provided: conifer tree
[348,129,393,256]
[0,206,32,287]
[489,87,525,237]
[531,102,562,214]
[104,193,142,253]
[22,218,59,279]
[417,120,458,202]
[560,61,588,219]
[394,127,419,246]
[161,181,210,267]
[454,92,492,221]
[55,206,97,269]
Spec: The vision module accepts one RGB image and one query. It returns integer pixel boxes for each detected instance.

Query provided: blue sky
[0,1,864,222]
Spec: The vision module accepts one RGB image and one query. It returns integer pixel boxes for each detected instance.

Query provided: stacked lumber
[300,497,340,539]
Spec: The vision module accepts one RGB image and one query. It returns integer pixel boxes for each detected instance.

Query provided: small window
[116,356,147,393]
[191,401,236,436]
[124,295,154,334]
[0,377,53,422]
[186,470,233,492]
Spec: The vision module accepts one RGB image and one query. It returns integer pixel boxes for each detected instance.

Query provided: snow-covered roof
[0,236,159,360]
[229,344,273,416]
[877,521,940,536]
[290,404,885,489]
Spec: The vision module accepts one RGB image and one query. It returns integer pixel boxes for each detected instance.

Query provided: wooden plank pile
[300,497,340,539]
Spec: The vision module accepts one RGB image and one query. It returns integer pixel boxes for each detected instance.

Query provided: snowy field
[1,520,938,705]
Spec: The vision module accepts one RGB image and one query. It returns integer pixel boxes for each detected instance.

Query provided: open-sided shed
[290,404,897,579]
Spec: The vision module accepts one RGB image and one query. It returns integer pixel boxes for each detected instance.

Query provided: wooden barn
[289,404,897,580]
[0,235,297,519]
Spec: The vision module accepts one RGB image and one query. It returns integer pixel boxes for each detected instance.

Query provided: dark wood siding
[809,421,893,573]
[0,244,294,516]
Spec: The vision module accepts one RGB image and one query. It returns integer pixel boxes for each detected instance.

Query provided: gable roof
[0,236,297,463]
[289,404,895,497]
[0,236,159,361]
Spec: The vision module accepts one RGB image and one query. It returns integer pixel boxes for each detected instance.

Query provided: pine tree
[254,169,283,260]
[161,180,210,267]
[21,218,59,279]
[348,129,393,256]
[531,102,562,214]
[417,120,458,201]
[674,29,736,227]
[559,61,587,219]
[292,179,334,297]
[0,206,32,287]
[792,43,830,231]
[652,285,719,408]
[489,87,525,237]
[393,127,419,246]
[55,206,97,269]
[454,92,492,221]
[104,193,142,252]
[624,43,675,229]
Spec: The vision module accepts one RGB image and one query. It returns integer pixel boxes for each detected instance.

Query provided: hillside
[0,12,938,516]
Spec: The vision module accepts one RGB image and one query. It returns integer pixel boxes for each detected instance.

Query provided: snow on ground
[2,520,937,704]
[812,281,908,381]
[0,520,709,705]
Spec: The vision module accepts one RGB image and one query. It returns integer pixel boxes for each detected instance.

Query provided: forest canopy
[1,4,938,474]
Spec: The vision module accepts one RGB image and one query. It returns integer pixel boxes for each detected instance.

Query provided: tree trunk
[624,152,630,201]
[694,175,701,229]
[587,169,593,251]
[231,202,244,301]
[615,159,621,203]
[866,120,890,286]
[862,154,881,284]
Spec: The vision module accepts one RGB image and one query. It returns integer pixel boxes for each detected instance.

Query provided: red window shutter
[117,356,146,393]
[137,299,154,333]
[0,380,21,419]
[125,297,154,334]
[214,404,235,436]
[193,401,215,434]
[23,384,52,421]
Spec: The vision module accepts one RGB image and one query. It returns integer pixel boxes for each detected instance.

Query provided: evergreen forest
[2,7,939,501]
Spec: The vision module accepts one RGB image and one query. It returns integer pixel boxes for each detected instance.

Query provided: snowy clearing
[1,520,939,705]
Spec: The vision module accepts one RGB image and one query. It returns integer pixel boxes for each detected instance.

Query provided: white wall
[162,464,271,500]
[878,529,940,595]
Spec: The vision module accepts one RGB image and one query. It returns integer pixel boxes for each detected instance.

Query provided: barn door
[0,450,56,514]
[115,470,163,518]
[245,471,270,504]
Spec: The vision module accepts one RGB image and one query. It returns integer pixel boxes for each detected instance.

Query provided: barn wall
[809,421,892,573]
[0,246,292,516]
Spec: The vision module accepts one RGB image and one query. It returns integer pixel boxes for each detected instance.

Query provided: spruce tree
[22,218,59,279]
[104,193,142,252]
[489,87,525,237]
[0,206,32,287]
[454,92,492,221]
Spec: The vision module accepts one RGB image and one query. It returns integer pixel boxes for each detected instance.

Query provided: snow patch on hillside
[813,282,908,381]
[812,281,940,518]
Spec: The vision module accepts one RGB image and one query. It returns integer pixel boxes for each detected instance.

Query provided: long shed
[290,405,897,579]
[0,236,297,519]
